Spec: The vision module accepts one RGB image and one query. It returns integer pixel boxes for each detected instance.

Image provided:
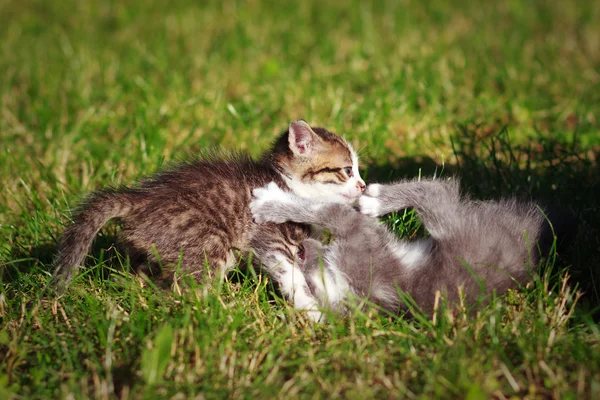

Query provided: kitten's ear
[288,120,322,157]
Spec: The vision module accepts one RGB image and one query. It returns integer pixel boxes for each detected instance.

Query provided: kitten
[250,178,574,316]
[53,120,366,320]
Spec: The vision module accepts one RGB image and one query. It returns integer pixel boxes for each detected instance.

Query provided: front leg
[358,178,461,217]
[250,182,306,224]
[358,182,415,217]
[358,178,462,240]
[251,182,365,236]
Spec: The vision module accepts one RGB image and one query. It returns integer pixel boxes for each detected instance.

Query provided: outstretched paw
[358,184,383,217]
[250,182,293,224]
[364,183,381,197]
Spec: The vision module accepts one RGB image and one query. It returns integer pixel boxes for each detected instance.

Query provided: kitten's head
[269,120,366,204]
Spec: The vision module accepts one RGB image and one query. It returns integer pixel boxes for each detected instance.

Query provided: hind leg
[185,248,237,282]
[123,214,240,282]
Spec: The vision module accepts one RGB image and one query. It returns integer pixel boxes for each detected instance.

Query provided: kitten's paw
[250,203,288,224]
[364,183,382,197]
[294,297,324,322]
[252,182,291,204]
[249,197,276,224]
[358,195,382,217]
[250,182,292,224]
[305,310,324,323]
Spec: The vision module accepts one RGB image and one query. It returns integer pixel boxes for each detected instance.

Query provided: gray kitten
[250,178,573,316]
[53,120,366,320]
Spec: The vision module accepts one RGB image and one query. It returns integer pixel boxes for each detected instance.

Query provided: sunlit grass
[1,0,599,398]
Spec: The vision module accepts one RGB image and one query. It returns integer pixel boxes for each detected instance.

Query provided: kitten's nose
[356,180,366,192]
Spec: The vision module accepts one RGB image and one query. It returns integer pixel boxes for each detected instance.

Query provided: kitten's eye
[297,244,306,261]
[343,167,353,177]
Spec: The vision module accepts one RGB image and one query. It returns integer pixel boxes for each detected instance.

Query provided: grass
[1,0,599,398]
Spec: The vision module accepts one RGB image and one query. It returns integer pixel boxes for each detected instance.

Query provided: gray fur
[251,178,570,315]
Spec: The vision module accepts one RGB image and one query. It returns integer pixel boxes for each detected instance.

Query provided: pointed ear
[288,120,321,157]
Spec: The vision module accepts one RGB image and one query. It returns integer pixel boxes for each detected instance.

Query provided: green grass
[1,0,600,398]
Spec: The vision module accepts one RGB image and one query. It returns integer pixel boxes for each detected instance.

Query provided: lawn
[1,0,600,398]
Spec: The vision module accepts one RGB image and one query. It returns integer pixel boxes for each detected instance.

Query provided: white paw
[294,297,323,322]
[252,182,292,204]
[250,182,292,224]
[305,309,324,323]
[358,195,382,217]
[364,183,381,197]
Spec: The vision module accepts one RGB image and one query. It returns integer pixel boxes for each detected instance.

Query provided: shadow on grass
[3,233,122,285]
[366,126,599,317]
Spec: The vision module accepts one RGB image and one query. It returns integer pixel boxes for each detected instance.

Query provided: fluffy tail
[53,188,139,291]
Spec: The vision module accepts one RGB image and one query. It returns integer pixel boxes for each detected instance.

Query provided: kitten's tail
[53,188,140,292]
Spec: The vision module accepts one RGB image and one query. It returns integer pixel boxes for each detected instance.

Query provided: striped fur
[53,120,365,320]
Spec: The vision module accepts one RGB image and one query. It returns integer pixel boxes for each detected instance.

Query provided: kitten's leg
[250,223,322,322]
[266,252,322,322]
[251,182,373,237]
[359,178,462,239]
[186,249,236,281]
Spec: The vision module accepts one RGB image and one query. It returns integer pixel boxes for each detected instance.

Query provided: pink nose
[356,181,366,192]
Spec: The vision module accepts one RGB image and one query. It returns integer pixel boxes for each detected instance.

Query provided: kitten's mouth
[295,244,306,266]
[297,244,306,261]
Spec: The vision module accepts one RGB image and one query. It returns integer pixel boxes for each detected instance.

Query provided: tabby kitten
[250,178,574,316]
[54,120,366,320]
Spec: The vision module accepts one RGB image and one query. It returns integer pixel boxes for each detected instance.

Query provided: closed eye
[343,166,353,177]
